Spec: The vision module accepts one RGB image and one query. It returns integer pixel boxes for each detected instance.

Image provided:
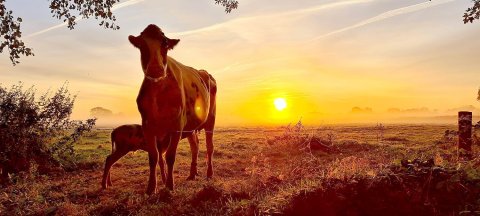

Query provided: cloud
[170,0,374,37]
[312,0,455,40]
[25,0,145,38]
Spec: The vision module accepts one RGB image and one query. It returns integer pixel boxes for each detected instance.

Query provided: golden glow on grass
[274,98,287,111]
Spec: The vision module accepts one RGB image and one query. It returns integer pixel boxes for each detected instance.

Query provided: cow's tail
[208,74,217,94]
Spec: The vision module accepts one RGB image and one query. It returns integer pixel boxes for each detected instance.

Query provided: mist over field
[90,105,480,128]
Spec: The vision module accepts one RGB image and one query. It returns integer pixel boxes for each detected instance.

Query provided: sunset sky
[2,0,480,126]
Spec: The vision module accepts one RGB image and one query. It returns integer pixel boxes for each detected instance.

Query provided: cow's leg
[165,132,181,190]
[145,134,159,195]
[156,138,167,185]
[102,150,128,189]
[205,86,216,179]
[187,132,199,180]
[0,165,8,183]
[158,152,167,184]
[206,130,214,178]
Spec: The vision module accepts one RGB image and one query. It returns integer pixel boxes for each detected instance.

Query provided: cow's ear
[166,38,180,50]
[129,35,141,48]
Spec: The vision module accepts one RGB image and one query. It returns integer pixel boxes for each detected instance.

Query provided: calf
[101,124,204,189]
[102,124,150,189]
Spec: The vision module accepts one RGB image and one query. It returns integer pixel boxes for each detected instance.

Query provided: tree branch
[49,0,121,30]
[0,0,33,65]
[214,0,238,13]
[463,0,480,24]
[2,0,238,66]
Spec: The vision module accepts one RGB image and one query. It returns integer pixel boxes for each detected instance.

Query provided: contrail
[170,0,375,37]
[25,0,145,38]
[312,0,456,41]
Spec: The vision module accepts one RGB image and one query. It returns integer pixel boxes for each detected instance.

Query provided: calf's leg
[102,149,128,189]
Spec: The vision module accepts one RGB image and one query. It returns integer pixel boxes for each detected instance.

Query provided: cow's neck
[137,58,184,128]
[144,61,169,82]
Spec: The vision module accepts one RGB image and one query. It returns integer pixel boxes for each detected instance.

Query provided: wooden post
[458,111,472,158]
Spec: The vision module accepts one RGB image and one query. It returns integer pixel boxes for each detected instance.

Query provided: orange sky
[2,0,480,126]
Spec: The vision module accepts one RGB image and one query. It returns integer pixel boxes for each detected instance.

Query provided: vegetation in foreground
[0,83,95,181]
[1,123,479,215]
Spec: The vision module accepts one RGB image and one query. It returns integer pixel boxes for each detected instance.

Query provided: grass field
[1,124,480,215]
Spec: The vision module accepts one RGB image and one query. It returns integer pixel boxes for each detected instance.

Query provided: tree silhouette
[90,106,113,118]
[477,88,480,102]
[0,0,238,65]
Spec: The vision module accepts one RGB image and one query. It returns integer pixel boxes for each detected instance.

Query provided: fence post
[458,111,472,158]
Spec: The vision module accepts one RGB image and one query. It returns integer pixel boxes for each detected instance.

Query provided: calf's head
[129,24,180,80]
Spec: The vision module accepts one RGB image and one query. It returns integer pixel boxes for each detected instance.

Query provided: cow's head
[129,24,180,80]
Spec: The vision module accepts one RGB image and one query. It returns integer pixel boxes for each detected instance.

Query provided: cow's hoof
[165,176,174,190]
[207,170,213,179]
[186,175,196,180]
[101,181,108,189]
[187,170,199,180]
[146,189,157,195]
[146,186,157,195]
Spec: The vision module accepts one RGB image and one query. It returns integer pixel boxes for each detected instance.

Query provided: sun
[274,98,287,111]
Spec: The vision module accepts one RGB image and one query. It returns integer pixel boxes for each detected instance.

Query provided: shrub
[267,120,337,153]
[267,120,310,148]
[0,83,95,180]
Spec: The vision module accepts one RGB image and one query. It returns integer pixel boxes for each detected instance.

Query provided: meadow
[1,123,479,215]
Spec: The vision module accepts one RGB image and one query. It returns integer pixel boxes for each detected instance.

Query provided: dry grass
[1,124,479,215]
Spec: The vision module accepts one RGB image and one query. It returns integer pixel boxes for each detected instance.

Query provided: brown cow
[101,124,204,189]
[129,24,217,194]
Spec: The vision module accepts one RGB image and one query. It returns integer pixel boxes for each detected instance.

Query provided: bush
[267,120,337,153]
[0,83,95,180]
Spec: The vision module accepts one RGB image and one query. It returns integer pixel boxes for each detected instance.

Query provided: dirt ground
[1,124,479,215]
